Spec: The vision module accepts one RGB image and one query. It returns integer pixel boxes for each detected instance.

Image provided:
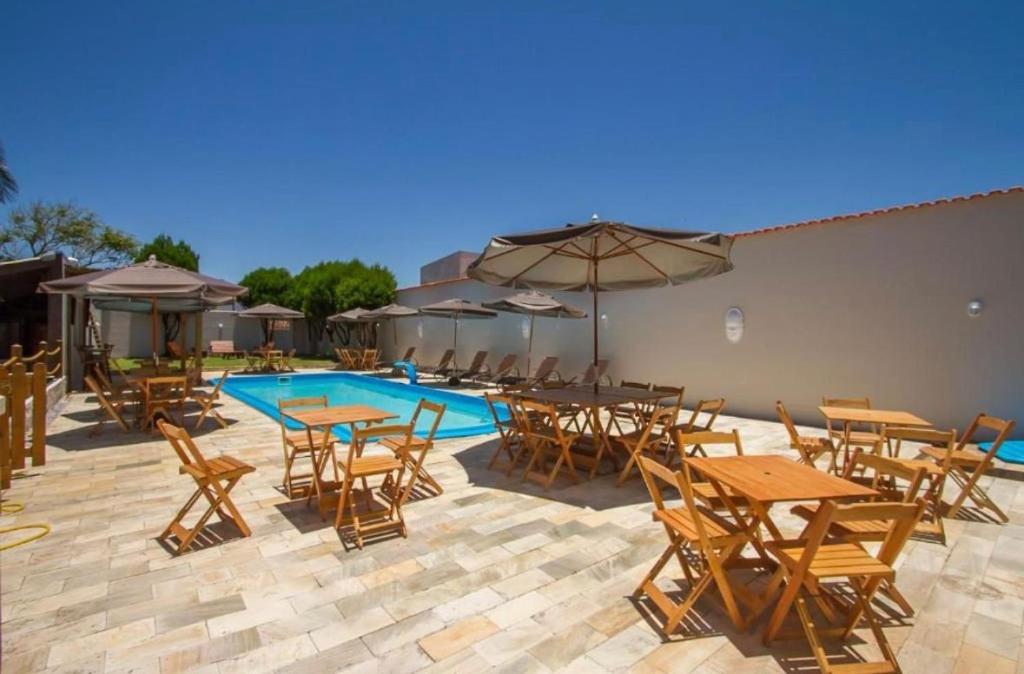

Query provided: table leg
[588,405,617,478]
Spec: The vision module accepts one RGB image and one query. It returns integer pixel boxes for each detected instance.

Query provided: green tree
[0,141,17,204]
[238,267,294,308]
[1,201,138,266]
[136,234,199,271]
[289,259,397,345]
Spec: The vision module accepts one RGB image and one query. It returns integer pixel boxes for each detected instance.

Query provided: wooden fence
[0,341,62,490]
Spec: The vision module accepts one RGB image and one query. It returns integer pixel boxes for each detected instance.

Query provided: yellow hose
[0,501,52,551]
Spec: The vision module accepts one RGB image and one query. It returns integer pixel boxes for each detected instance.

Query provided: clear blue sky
[3,1,1021,287]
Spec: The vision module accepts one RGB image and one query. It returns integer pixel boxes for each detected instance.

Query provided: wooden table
[284,405,398,519]
[683,454,879,626]
[818,406,931,467]
[519,385,668,477]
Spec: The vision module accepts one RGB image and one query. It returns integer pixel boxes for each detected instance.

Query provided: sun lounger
[419,349,455,377]
[471,353,519,385]
[500,356,560,389]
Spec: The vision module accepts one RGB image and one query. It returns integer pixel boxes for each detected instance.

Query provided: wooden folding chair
[190,370,229,430]
[518,400,581,489]
[84,375,132,436]
[633,456,748,636]
[615,404,679,485]
[157,420,254,555]
[882,426,957,538]
[763,499,926,674]
[777,400,839,472]
[608,380,651,433]
[279,349,296,372]
[379,399,446,496]
[672,398,726,456]
[916,413,1015,523]
[484,393,530,474]
[673,430,752,512]
[360,348,379,370]
[277,396,336,499]
[822,396,884,456]
[334,424,409,548]
[142,376,187,430]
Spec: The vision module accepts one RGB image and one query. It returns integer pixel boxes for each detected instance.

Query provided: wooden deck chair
[93,362,139,399]
[381,400,446,502]
[361,348,379,370]
[633,456,748,635]
[334,423,409,548]
[452,350,488,379]
[472,353,518,385]
[882,426,957,537]
[763,499,926,674]
[566,359,612,386]
[484,393,529,473]
[777,401,839,473]
[616,404,680,485]
[518,399,581,489]
[419,349,455,376]
[279,349,296,372]
[821,396,884,456]
[672,430,752,513]
[157,420,254,555]
[85,375,132,436]
[277,396,336,499]
[379,399,446,496]
[143,376,188,430]
[190,371,229,430]
[916,413,1014,523]
[609,380,652,433]
[672,398,726,456]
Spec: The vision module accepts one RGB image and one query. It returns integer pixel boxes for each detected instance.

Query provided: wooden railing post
[11,362,26,470]
[0,378,9,490]
[32,361,47,466]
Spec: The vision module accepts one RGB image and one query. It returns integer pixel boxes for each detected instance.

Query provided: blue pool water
[215,372,504,440]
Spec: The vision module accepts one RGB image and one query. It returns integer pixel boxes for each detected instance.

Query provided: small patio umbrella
[467,219,733,389]
[482,290,585,376]
[363,303,419,347]
[328,308,377,346]
[419,298,497,370]
[39,254,247,357]
[238,303,304,345]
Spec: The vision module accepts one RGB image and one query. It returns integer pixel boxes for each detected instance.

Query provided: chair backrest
[799,499,925,572]
[651,384,685,418]
[145,376,188,399]
[91,364,117,393]
[530,356,559,381]
[822,395,875,432]
[399,400,446,501]
[634,405,680,448]
[206,371,229,399]
[636,456,716,546]
[519,399,572,448]
[466,350,488,373]
[882,426,958,471]
[675,429,744,457]
[491,353,517,378]
[157,419,209,475]
[400,346,415,362]
[347,422,415,476]
[958,413,1016,469]
[844,448,928,503]
[776,400,802,446]
[436,349,454,369]
[620,380,651,391]
[362,348,379,368]
[684,398,726,430]
[85,375,126,428]
[277,395,329,443]
[484,392,515,434]
[579,359,610,385]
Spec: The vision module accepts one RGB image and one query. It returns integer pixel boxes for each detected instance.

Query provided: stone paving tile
[2,383,1022,673]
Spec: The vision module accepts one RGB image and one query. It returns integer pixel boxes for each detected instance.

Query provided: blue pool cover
[214,372,507,441]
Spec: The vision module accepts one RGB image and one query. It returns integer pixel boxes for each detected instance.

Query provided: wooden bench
[208,340,244,358]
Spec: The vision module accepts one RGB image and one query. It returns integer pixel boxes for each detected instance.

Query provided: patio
[2,378,1022,674]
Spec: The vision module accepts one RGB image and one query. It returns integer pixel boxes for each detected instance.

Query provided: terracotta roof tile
[734,186,1023,239]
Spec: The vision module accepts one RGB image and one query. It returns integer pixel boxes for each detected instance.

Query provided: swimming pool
[215,372,504,440]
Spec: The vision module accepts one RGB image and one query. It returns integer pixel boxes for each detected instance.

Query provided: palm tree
[0,141,18,204]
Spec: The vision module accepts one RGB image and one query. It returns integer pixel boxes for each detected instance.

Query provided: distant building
[0,252,69,357]
[419,251,478,285]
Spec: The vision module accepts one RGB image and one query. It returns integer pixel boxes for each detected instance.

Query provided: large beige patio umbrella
[39,254,247,359]
[363,303,419,348]
[482,290,585,377]
[238,303,304,345]
[466,219,733,389]
[419,298,497,370]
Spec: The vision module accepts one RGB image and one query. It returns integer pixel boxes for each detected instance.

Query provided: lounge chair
[450,350,488,380]
[471,353,519,385]
[565,359,611,386]
[419,349,455,377]
[500,356,560,389]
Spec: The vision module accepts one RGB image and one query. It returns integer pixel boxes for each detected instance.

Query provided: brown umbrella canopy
[38,255,247,313]
[482,291,585,375]
[419,299,496,370]
[238,303,304,345]
[328,308,375,323]
[363,303,419,347]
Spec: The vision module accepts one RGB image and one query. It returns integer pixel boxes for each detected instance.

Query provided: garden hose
[0,501,52,551]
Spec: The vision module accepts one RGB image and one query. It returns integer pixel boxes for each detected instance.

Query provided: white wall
[395,191,1024,436]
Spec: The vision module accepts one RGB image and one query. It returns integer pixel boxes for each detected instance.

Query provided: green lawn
[113,355,337,371]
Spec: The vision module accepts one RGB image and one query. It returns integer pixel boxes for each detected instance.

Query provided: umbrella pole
[452,318,459,370]
[527,313,534,378]
[592,258,600,393]
[150,298,159,360]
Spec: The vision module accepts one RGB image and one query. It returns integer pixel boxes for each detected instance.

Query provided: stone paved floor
[2,373,1023,673]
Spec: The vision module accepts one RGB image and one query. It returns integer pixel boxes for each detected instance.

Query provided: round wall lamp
[967,299,984,318]
[725,307,744,343]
